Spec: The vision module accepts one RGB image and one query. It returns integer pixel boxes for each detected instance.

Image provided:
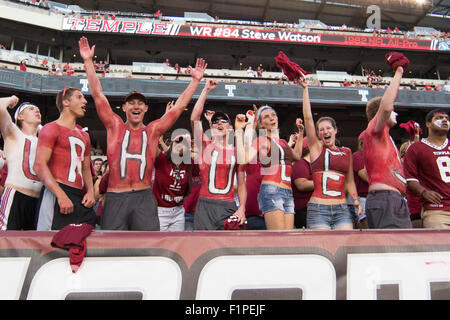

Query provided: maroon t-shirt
[291,158,313,210]
[404,138,450,211]
[244,163,263,217]
[184,164,200,214]
[352,150,369,198]
[153,152,189,208]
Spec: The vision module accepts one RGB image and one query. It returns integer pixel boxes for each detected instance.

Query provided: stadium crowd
[0,36,448,233]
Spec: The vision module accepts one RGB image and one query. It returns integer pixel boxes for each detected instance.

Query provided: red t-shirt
[352,150,369,197]
[244,163,263,217]
[311,146,351,201]
[404,138,450,211]
[252,136,295,188]
[153,152,189,207]
[360,117,406,195]
[198,139,240,202]
[37,121,91,190]
[291,158,313,210]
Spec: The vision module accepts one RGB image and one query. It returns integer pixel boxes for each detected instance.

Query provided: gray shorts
[101,188,159,231]
[366,190,412,229]
[194,197,237,230]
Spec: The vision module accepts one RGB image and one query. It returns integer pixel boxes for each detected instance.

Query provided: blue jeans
[257,183,295,215]
[184,211,195,231]
[307,202,353,229]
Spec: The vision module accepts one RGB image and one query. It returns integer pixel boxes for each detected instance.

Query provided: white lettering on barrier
[347,252,450,300]
[26,257,182,300]
[196,255,336,300]
[2,251,449,299]
[0,257,31,299]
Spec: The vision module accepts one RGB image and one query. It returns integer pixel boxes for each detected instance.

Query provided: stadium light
[416,0,426,4]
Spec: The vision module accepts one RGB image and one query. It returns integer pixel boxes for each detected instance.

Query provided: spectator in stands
[153,130,192,232]
[301,79,361,230]
[443,81,450,92]
[352,139,369,229]
[237,102,304,230]
[0,44,6,50]
[342,79,351,87]
[164,58,172,67]
[360,52,412,229]
[399,138,422,228]
[409,80,417,90]
[404,110,450,229]
[291,137,313,229]
[34,87,97,230]
[19,60,27,72]
[190,80,247,230]
[0,96,43,231]
[247,66,255,77]
[243,160,266,230]
[79,36,206,231]
[256,66,264,77]
[93,158,103,178]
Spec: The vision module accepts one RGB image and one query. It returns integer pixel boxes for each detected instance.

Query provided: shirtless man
[34,87,97,230]
[0,96,43,230]
[360,52,412,229]
[79,36,207,230]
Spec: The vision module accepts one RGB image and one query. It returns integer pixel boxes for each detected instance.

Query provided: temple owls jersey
[404,138,450,211]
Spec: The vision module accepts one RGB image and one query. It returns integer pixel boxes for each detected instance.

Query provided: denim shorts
[307,202,353,229]
[257,183,295,215]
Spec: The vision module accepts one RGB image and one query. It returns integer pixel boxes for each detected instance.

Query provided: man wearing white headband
[0,96,43,231]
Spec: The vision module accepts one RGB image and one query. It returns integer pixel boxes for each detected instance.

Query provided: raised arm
[374,66,404,133]
[79,36,118,129]
[299,80,321,158]
[0,95,19,139]
[291,118,304,161]
[190,79,217,130]
[152,58,207,137]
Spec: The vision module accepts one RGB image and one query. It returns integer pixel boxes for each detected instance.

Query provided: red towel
[274,51,310,81]
[400,120,422,140]
[224,215,247,230]
[51,223,94,273]
[385,52,409,71]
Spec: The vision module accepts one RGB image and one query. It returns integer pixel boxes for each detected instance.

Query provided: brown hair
[366,97,382,121]
[56,87,80,113]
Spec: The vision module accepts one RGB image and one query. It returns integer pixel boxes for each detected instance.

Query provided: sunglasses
[211,118,229,125]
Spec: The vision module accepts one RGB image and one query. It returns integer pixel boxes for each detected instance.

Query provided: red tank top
[311,145,351,200]
[37,121,91,190]
[152,152,189,207]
